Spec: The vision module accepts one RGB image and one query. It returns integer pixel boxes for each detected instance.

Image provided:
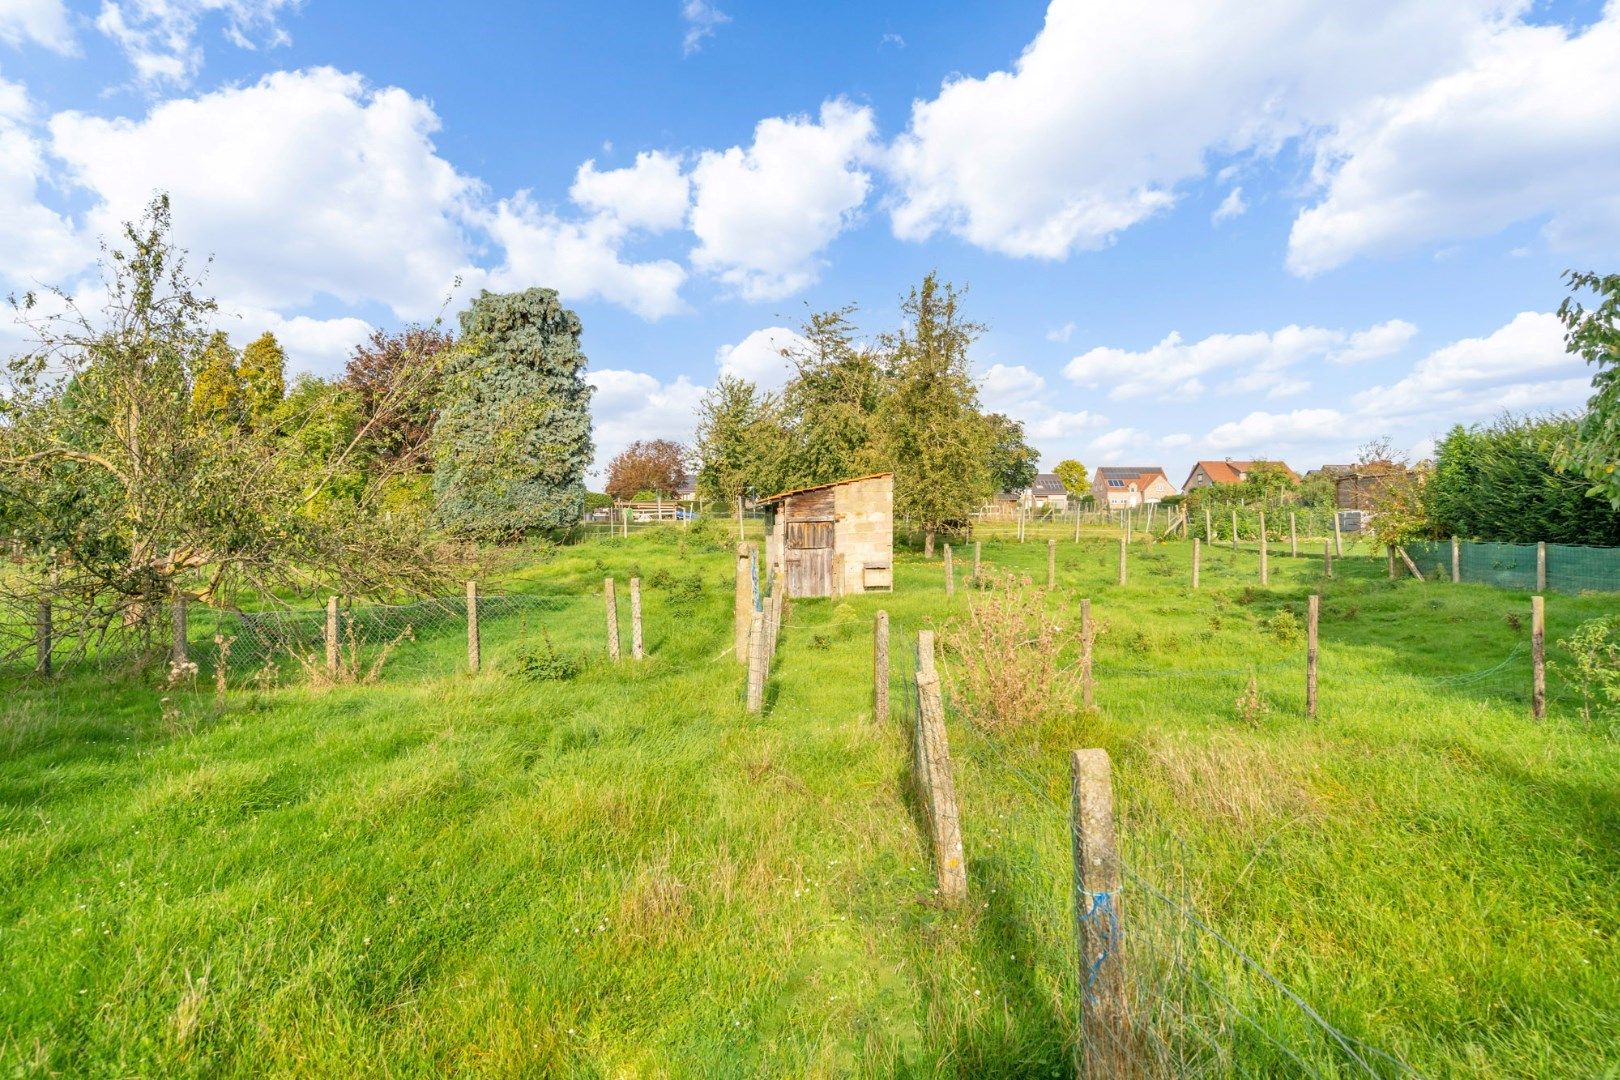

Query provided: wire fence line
[1404,537,1620,594]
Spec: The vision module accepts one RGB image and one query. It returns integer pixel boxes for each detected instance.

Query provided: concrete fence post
[873,611,889,723]
[1231,509,1239,552]
[1071,748,1127,1079]
[1388,548,1397,580]
[746,612,766,712]
[1074,507,1081,543]
[1205,507,1213,543]
[1192,537,1201,589]
[1532,595,1546,720]
[325,596,339,676]
[466,580,480,673]
[916,631,967,904]
[1290,512,1298,557]
[1452,536,1461,584]
[1258,511,1269,585]
[1080,598,1095,711]
[1307,594,1319,719]
[171,591,189,666]
[1537,542,1547,593]
[1047,539,1057,590]
[1324,540,1333,578]
[1117,536,1127,587]
[944,543,955,597]
[630,577,644,661]
[734,543,753,665]
[1333,511,1343,557]
[973,540,981,583]
[604,577,620,661]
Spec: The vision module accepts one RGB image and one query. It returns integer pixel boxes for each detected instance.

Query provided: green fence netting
[1405,538,1620,593]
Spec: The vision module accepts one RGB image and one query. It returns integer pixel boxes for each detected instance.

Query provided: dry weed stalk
[291,613,415,688]
[943,570,1081,729]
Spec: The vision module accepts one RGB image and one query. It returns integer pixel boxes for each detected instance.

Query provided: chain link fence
[1406,538,1620,593]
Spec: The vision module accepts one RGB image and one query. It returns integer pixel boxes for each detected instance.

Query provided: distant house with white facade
[1027,473,1069,512]
[1092,466,1177,509]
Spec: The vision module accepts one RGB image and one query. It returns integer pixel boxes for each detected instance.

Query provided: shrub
[943,571,1083,730]
[1265,609,1302,647]
[1235,674,1270,726]
[648,567,673,589]
[810,633,832,651]
[1556,617,1620,728]
[668,573,705,605]
[512,632,583,682]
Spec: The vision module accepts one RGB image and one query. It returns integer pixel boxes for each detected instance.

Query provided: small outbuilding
[759,472,894,598]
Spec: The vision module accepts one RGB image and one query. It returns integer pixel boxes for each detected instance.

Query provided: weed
[512,631,583,682]
[1265,609,1302,647]
[1234,673,1269,726]
[810,634,832,651]
[1555,616,1620,729]
[943,570,1081,730]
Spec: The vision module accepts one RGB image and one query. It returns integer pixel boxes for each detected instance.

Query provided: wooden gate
[785,519,834,597]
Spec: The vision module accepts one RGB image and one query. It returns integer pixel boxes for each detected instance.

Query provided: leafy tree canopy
[1053,459,1087,495]
[1555,270,1620,508]
[985,412,1040,493]
[239,330,286,424]
[606,439,687,501]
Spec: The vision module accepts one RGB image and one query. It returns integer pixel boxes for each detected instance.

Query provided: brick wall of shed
[833,475,893,594]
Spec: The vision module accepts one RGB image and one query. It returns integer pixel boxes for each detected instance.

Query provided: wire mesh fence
[1405,538,1620,594]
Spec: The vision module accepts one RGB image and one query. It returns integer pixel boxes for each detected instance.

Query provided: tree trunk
[924,529,936,559]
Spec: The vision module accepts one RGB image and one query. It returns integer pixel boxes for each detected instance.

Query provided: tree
[605,439,687,501]
[432,288,593,538]
[984,412,1040,493]
[1054,459,1088,496]
[693,375,784,503]
[778,305,887,488]
[190,331,242,422]
[238,331,286,424]
[345,326,453,468]
[0,195,454,659]
[879,273,993,556]
[1240,461,1297,503]
[1555,270,1620,508]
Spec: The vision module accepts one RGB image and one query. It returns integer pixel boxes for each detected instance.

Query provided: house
[1027,473,1069,512]
[759,472,893,598]
[1181,459,1301,492]
[675,472,698,502]
[1091,466,1177,509]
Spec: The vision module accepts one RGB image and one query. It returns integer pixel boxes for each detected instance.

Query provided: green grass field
[2,527,1617,1077]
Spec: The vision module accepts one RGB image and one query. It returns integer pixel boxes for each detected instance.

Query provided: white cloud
[1350,311,1583,419]
[482,194,688,320]
[1327,319,1418,365]
[0,77,86,290]
[1205,408,1345,451]
[570,151,690,232]
[0,0,74,53]
[1289,11,1620,275]
[1046,321,1077,343]
[689,99,876,300]
[587,368,707,475]
[1211,187,1246,224]
[979,362,1047,411]
[95,0,299,86]
[714,326,807,390]
[50,68,478,321]
[680,0,729,56]
[1065,322,1393,401]
[887,0,1513,259]
[1088,426,1150,458]
[217,302,373,376]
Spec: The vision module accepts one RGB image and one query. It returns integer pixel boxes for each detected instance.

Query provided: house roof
[757,472,893,507]
[1095,466,1173,491]
[1185,459,1301,488]
[1031,473,1067,495]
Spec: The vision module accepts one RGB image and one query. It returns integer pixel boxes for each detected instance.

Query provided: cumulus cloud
[96,0,300,86]
[887,0,1512,259]
[689,99,876,300]
[217,301,373,376]
[1065,321,1402,401]
[1205,408,1345,451]
[570,151,691,232]
[714,326,808,390]
[0,77,86,290]
[1288,11,1620,275]
[50,68,478,320]
[1327,319,1417,364]
[680,0,730,56]
[0,0,75,53]
[587,368,707,475]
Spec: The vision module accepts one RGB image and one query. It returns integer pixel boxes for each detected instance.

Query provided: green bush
[1265,609,1302,646]
[512,632,583,682]
[668,572,705,605]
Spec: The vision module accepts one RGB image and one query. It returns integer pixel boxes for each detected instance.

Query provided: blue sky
[2,0,1617,486]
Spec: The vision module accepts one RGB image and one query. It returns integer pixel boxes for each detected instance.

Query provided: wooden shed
[759,473,894,598]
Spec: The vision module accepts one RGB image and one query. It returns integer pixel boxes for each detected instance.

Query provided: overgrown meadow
[2,525,1617,1077]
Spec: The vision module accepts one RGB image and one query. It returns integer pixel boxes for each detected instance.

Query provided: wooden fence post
[35,593,52,677]
[1192,537,1201,589]
[1307,594,1319,718]
[1204,508,1213,543]
[746,612,766,712]
[1532,595,1545,720]
[1537,542,1547,593]
[1231,509,1239,552]
[1117,536,1127,586]
[973,540,981,582]
[734,543,753,665]
[916,632,967,904]
[1048,539,1057,590]
[1081,598,1094,711]
[1071,748,1127,1079]
[1324,540,1333,578]
[1333,510,1343,556]
[1452,536,1461,584]
[630,577,644,660]
[466,580,480,673]
[1125,508,1132,543]
[604,577,620,661]
[944,543,955,596]
[1290,512,1298,557]
[325,596,339,676]
[736,496,744,543]
[171,591,189,666]
[873,611,889,723]
[1074,507,1081,543]
[1258,511,1269,585]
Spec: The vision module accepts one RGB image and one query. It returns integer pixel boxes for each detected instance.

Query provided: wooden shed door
[785,520,834,597]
